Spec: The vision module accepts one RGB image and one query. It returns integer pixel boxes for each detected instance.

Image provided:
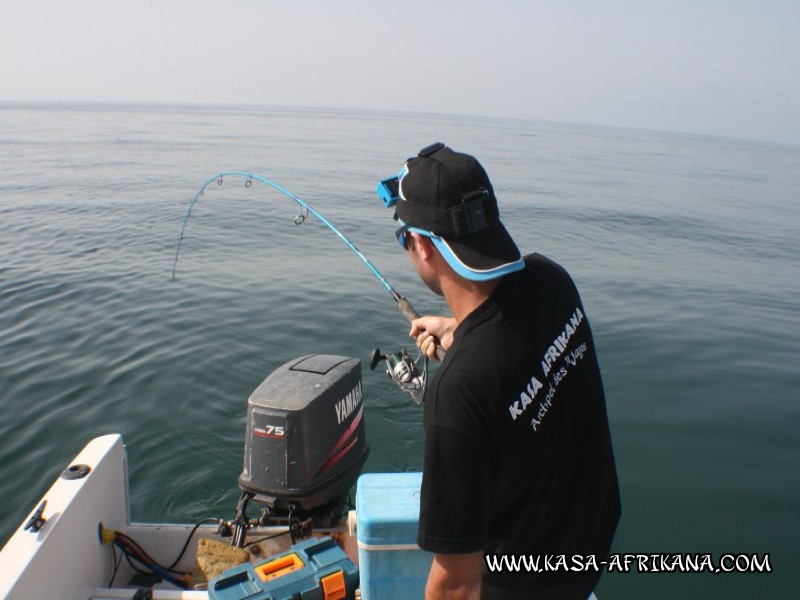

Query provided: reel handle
[396,297,447,362]
[369,348,385,371]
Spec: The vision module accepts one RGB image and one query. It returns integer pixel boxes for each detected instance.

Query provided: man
[377,143,621,599]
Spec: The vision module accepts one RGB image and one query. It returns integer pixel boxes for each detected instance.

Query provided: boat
[0,355,432,600]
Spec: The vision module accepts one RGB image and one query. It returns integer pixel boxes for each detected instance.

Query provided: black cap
[396,142,524,281]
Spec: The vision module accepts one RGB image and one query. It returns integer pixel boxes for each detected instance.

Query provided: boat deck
[0,435,358,600]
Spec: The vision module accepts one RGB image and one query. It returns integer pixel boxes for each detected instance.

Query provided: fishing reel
[369,347,428,404]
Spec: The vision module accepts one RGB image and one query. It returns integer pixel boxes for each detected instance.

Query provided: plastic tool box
[208,536,358,600]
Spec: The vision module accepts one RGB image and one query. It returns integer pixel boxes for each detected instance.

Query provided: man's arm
[426,552,483,600]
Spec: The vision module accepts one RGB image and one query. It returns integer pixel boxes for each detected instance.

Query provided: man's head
[378,142,524,281]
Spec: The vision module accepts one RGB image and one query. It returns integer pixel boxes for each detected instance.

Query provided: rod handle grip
[397,297,447,362]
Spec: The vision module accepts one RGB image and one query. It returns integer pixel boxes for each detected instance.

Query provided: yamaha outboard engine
[231,355,369,545]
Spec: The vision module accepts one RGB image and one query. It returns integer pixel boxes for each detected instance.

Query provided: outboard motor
[231,355,369,545]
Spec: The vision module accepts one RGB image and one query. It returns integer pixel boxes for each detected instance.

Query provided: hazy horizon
[2,0,798,146]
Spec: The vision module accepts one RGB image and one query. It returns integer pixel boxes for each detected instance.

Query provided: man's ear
[411,233,436,260]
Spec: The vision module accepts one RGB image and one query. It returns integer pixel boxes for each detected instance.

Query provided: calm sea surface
[1,103,798,598]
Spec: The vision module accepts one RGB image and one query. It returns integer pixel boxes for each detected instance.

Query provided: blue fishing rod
[172,171,445,368]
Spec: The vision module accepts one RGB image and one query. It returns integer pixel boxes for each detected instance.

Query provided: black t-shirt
[417,254,621,599]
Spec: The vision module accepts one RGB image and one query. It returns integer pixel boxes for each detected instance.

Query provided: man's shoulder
[522,252,572,278]
[510,252,581,301]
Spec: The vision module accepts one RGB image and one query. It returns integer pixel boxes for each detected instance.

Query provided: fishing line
[171,171,444,360]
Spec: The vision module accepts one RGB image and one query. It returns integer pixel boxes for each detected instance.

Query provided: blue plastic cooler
[355,472,433,599]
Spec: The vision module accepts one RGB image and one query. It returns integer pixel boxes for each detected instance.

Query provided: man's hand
[410,316,457,361]
[426,552,483,599]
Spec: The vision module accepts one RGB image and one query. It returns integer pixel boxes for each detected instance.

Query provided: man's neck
[441,275,502,323]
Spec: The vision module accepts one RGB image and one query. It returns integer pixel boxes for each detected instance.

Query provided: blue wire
[171,171,400,302]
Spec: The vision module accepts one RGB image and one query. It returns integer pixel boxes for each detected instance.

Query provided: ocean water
[1,103,798,598]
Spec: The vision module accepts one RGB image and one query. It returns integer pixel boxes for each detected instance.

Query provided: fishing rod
[172,171,445,367]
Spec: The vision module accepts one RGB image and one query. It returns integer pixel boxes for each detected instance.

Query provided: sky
[2,0,798,145]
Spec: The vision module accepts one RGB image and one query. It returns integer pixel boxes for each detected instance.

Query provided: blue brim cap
[394,143,524,281]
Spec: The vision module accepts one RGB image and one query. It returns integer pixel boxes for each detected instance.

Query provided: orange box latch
[320,570,346,600]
